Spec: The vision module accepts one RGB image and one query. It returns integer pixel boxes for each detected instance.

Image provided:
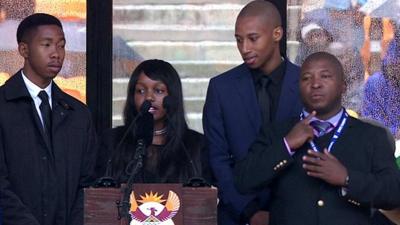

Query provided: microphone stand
[93,101,152,188]
[180,141,210,188]
[118,138,148,220]
[162,96,209,187]
[93,120,143,189]
[118,109,153,220]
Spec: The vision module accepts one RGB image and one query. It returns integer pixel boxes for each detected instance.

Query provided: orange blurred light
[35,0,86,21]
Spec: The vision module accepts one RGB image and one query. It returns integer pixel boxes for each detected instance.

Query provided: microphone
[134,110,154,148]
[163,96,209,187]
[119,105,154,220]
[115,100,152,153]
[125,110,153,175]
[93,100,152,188]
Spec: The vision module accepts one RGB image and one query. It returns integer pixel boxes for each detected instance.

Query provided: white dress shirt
[21,70,52,127]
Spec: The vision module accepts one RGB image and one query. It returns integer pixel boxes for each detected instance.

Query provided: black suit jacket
[235,116,400,225]
[0,72,97,225]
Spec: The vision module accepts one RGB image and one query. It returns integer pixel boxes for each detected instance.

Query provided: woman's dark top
[95,126,211,184]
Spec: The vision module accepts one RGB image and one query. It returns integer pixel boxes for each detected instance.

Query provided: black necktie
[38,91,52,136]
[257,76,271,126]
[310,120,332,137]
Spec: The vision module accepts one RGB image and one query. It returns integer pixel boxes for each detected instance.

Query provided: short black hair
[302,51,345,80]
[16,13,63,43]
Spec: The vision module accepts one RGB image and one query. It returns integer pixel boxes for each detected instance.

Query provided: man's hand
[302,149,348,186]
[250,210,269,225]
[285,111,316,150]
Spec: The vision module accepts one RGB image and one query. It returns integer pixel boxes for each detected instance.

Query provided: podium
[84,184,217,225]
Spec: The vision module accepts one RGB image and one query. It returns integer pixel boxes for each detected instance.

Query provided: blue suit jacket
[203,61,302,224]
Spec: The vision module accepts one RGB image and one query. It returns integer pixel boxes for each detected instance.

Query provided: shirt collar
[21,70,52,100]
[252,58,286,85]
[302,108,344,127]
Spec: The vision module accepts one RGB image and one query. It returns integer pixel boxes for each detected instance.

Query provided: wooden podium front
[84,184,217,225]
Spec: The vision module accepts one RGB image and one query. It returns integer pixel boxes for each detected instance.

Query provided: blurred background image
[287,0,400,161]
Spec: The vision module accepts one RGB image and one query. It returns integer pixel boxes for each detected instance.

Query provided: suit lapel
[51,83,75,165]
[51,83,72,133]
[328,116,355,156]
[4,72,54,157]
[276,61,301,122]
[233,64,261,131]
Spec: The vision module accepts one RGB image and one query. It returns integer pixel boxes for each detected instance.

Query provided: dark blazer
[0,72,97,225]
[95,126,211,184]
[235,116,400,225]
[203,61,302,224]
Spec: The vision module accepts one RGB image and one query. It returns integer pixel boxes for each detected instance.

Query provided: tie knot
[38,91,49,103]
[310,120,333,136]
[258,76,271,88]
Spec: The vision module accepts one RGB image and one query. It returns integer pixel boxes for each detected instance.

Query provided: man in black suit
[0,13,96,225]
[234,52,400,225]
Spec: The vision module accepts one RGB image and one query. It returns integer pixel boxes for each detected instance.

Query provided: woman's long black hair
[111,59,190,182]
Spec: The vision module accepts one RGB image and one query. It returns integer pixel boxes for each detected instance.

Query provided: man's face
[300,58,345,118]
[19,24,65,87]
[235,15,280,71]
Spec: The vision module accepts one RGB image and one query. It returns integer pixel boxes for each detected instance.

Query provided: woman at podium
[95,59,211,185]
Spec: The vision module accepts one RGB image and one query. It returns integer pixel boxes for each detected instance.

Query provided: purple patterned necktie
[310,120,333,137]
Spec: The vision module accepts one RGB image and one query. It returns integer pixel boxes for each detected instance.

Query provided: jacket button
[317,200,324,207]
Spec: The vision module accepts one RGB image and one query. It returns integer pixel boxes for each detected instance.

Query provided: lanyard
[300,110,348,152]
